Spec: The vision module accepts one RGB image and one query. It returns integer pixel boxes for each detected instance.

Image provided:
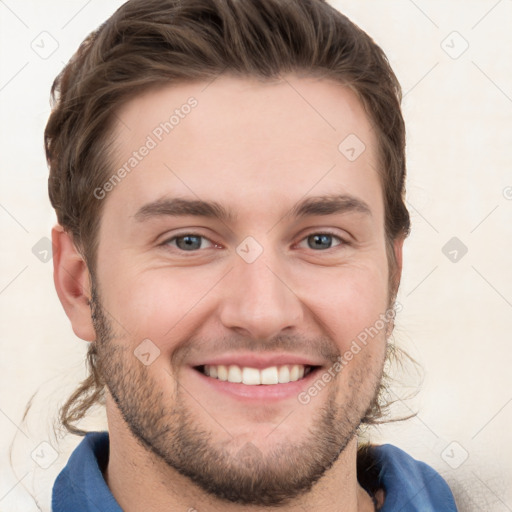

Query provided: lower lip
[190,366,323,402]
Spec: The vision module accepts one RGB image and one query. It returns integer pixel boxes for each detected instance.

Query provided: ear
[52,225,96,341]
[393,236,404,283]
[386,236,405,338]
[388,235,405,302]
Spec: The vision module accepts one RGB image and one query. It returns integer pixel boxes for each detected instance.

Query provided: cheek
[100,264,223,343]
[298,263,390,351]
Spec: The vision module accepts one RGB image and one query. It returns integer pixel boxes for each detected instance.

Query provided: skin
[53,74,402,511]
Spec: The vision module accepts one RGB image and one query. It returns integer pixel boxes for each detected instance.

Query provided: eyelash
[161,231,349,252]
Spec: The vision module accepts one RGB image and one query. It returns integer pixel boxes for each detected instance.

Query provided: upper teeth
[203,364,310,385]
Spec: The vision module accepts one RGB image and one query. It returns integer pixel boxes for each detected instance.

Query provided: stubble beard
[90,285,386,507]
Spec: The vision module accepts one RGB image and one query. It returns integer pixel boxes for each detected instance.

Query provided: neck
[104,399,376,512]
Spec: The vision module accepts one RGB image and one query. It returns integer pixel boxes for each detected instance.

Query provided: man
[46,0,458,510]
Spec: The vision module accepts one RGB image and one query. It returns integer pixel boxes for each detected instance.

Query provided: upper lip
[191,353,326,370]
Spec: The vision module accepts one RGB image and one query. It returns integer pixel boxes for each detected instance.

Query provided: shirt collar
[52,432,457,512]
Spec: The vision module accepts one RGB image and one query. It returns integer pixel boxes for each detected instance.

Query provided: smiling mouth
[194,364,319,385]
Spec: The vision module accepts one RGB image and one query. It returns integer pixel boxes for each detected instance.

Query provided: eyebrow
[290,194,372,218]
[133,194,371,223]
[134,197,237,223]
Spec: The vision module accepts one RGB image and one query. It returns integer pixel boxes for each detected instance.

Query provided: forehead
[106,74,383,224]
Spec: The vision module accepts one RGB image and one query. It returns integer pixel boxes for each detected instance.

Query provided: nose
[218,254,304,340]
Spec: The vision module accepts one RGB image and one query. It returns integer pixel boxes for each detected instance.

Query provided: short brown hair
[45,0,412,435]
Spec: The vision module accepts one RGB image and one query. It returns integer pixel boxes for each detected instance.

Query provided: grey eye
[171,235,211,251]
[300,233,343,250]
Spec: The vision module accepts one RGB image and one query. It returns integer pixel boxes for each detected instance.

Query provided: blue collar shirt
[52,432,458,511]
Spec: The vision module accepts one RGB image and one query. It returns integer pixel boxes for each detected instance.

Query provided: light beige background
[0,1,511,511]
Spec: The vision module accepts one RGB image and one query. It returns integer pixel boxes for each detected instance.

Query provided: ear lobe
[52,225,96,342]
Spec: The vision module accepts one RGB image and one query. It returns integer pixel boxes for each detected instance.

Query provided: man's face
[91,75,397,505]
